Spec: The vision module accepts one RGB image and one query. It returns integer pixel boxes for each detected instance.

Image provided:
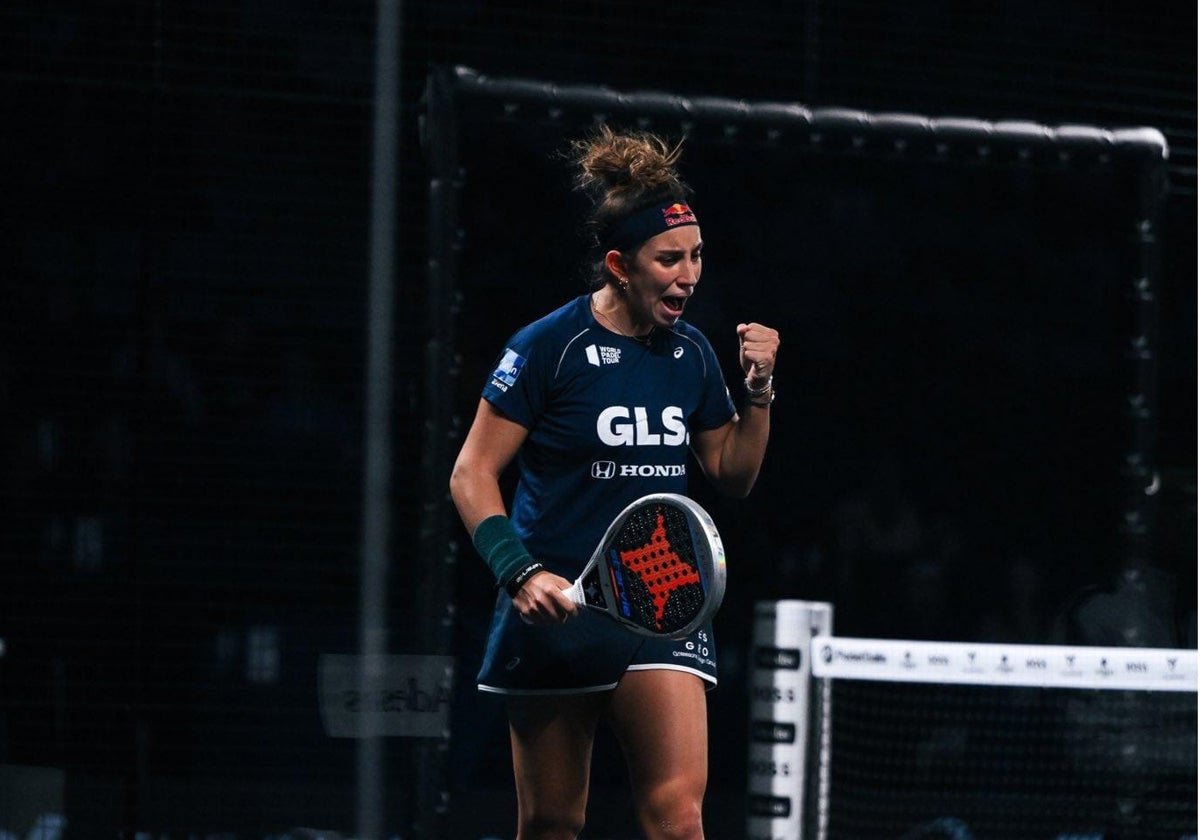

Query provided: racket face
[597,493,726,638]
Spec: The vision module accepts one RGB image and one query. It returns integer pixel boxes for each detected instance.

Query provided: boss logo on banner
[749,759,794,778]
[754,646,801,670]
[750,720,797,743]
[751,684,799,704]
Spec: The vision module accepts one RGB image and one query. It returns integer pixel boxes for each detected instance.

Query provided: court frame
[417,62,1170,836]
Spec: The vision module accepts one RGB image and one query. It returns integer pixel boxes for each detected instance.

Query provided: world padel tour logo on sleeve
[490,348,526,392]
[662,202,697,227]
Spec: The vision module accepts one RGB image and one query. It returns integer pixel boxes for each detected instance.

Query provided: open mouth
[661,295,687,318]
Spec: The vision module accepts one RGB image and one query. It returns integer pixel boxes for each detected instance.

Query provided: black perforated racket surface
[603,501,707,635]
[563,493,725,639]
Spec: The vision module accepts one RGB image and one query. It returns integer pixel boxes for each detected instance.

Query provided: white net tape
[748,601,1197,840]
[811,636,1196,692]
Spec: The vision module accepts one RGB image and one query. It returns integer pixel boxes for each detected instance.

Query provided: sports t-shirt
[483,294,736,577]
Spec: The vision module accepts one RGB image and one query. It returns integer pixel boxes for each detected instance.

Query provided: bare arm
[449,399,577,622]
[449,399,528,534]
[691,321,779,498]
[692,404,770,498]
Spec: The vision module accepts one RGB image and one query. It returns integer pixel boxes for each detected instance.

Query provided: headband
[605,200,699,252]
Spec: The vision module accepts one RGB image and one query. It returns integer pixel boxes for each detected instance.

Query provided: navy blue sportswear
[476,294,736,694]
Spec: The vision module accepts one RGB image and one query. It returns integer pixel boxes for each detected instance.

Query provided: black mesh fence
[0,2,1193,837]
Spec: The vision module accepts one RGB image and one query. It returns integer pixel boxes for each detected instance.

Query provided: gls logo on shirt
[596,406,688,446]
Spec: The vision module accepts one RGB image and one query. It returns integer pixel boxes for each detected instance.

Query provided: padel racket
[562,493,726,639]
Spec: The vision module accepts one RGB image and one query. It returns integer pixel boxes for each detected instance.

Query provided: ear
[603,249,627,283]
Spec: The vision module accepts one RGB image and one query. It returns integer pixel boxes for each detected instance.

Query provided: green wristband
[472,515,535,586]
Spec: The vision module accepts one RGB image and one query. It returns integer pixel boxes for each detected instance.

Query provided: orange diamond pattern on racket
[611,504,705,634]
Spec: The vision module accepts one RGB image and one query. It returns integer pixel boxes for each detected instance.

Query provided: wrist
[504,561,546,598]
[472,515,536,587]
[744,374,772,394]
[744,375,775,407]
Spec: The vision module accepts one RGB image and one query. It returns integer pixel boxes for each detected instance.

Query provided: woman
[449,125,779,840]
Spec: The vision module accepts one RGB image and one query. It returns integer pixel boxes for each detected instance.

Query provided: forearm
[712,402,771,497]
[704,320,778,497]
[449,464,538,587]
[450,457,574,620]
[449,462,508,537]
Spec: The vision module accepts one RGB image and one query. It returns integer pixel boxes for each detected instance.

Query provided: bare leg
[608,669,708,840]
[507,691,608,840]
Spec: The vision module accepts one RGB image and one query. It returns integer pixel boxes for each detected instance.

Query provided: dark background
[1,2,1195,837]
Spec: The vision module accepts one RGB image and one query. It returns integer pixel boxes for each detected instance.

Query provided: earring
[619,278,629,292]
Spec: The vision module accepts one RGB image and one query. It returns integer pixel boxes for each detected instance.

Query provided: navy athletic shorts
[476,589,718,695]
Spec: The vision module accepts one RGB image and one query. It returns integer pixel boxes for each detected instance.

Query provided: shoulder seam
[555,328,593,379]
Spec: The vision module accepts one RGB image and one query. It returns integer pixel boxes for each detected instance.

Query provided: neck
[591,288,653,342]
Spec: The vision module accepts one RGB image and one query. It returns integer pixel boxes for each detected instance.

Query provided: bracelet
[744,375,773,397]
[472,515,535,586]
[747,386,775,407]
[745,375,774,407]
[504,561,546,598]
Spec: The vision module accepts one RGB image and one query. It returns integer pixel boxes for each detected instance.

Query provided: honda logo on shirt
[591,461,617,479]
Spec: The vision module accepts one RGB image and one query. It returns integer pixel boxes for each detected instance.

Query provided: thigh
[606,668,709,799]
[507,692,609,820]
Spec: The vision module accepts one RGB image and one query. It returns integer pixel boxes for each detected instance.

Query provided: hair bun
[572,125,685,200]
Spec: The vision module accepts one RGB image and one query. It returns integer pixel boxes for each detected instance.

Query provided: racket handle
[561,580,586,607]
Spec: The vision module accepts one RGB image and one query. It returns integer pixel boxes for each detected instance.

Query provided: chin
[659,303,686,324]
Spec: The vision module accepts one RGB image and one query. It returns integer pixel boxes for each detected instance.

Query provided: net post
[746,600,834,840]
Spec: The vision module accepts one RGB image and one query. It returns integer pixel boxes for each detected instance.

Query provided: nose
[678,259,700,288]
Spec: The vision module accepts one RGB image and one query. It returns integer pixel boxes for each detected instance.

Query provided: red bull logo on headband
[662,202,697,227]
[609,199,700,250]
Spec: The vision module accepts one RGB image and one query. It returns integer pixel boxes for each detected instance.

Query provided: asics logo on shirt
[596,406,689,446]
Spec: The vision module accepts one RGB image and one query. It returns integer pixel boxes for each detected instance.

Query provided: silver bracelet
[747,387,775,407]
[744,375,773,397]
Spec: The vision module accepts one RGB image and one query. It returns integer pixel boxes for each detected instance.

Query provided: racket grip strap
[472,515,535,588]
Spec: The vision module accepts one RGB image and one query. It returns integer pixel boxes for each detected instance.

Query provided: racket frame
[562,492,726,639]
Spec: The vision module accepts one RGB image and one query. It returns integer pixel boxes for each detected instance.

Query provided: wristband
[504,561,546,598]
[472,515,535,587]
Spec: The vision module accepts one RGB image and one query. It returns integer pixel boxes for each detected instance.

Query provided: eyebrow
[654,242,704,255]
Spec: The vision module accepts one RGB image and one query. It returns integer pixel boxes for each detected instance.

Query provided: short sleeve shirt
[482,294,736,576]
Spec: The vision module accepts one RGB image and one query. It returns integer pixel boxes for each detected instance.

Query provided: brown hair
[568,125,693,286]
